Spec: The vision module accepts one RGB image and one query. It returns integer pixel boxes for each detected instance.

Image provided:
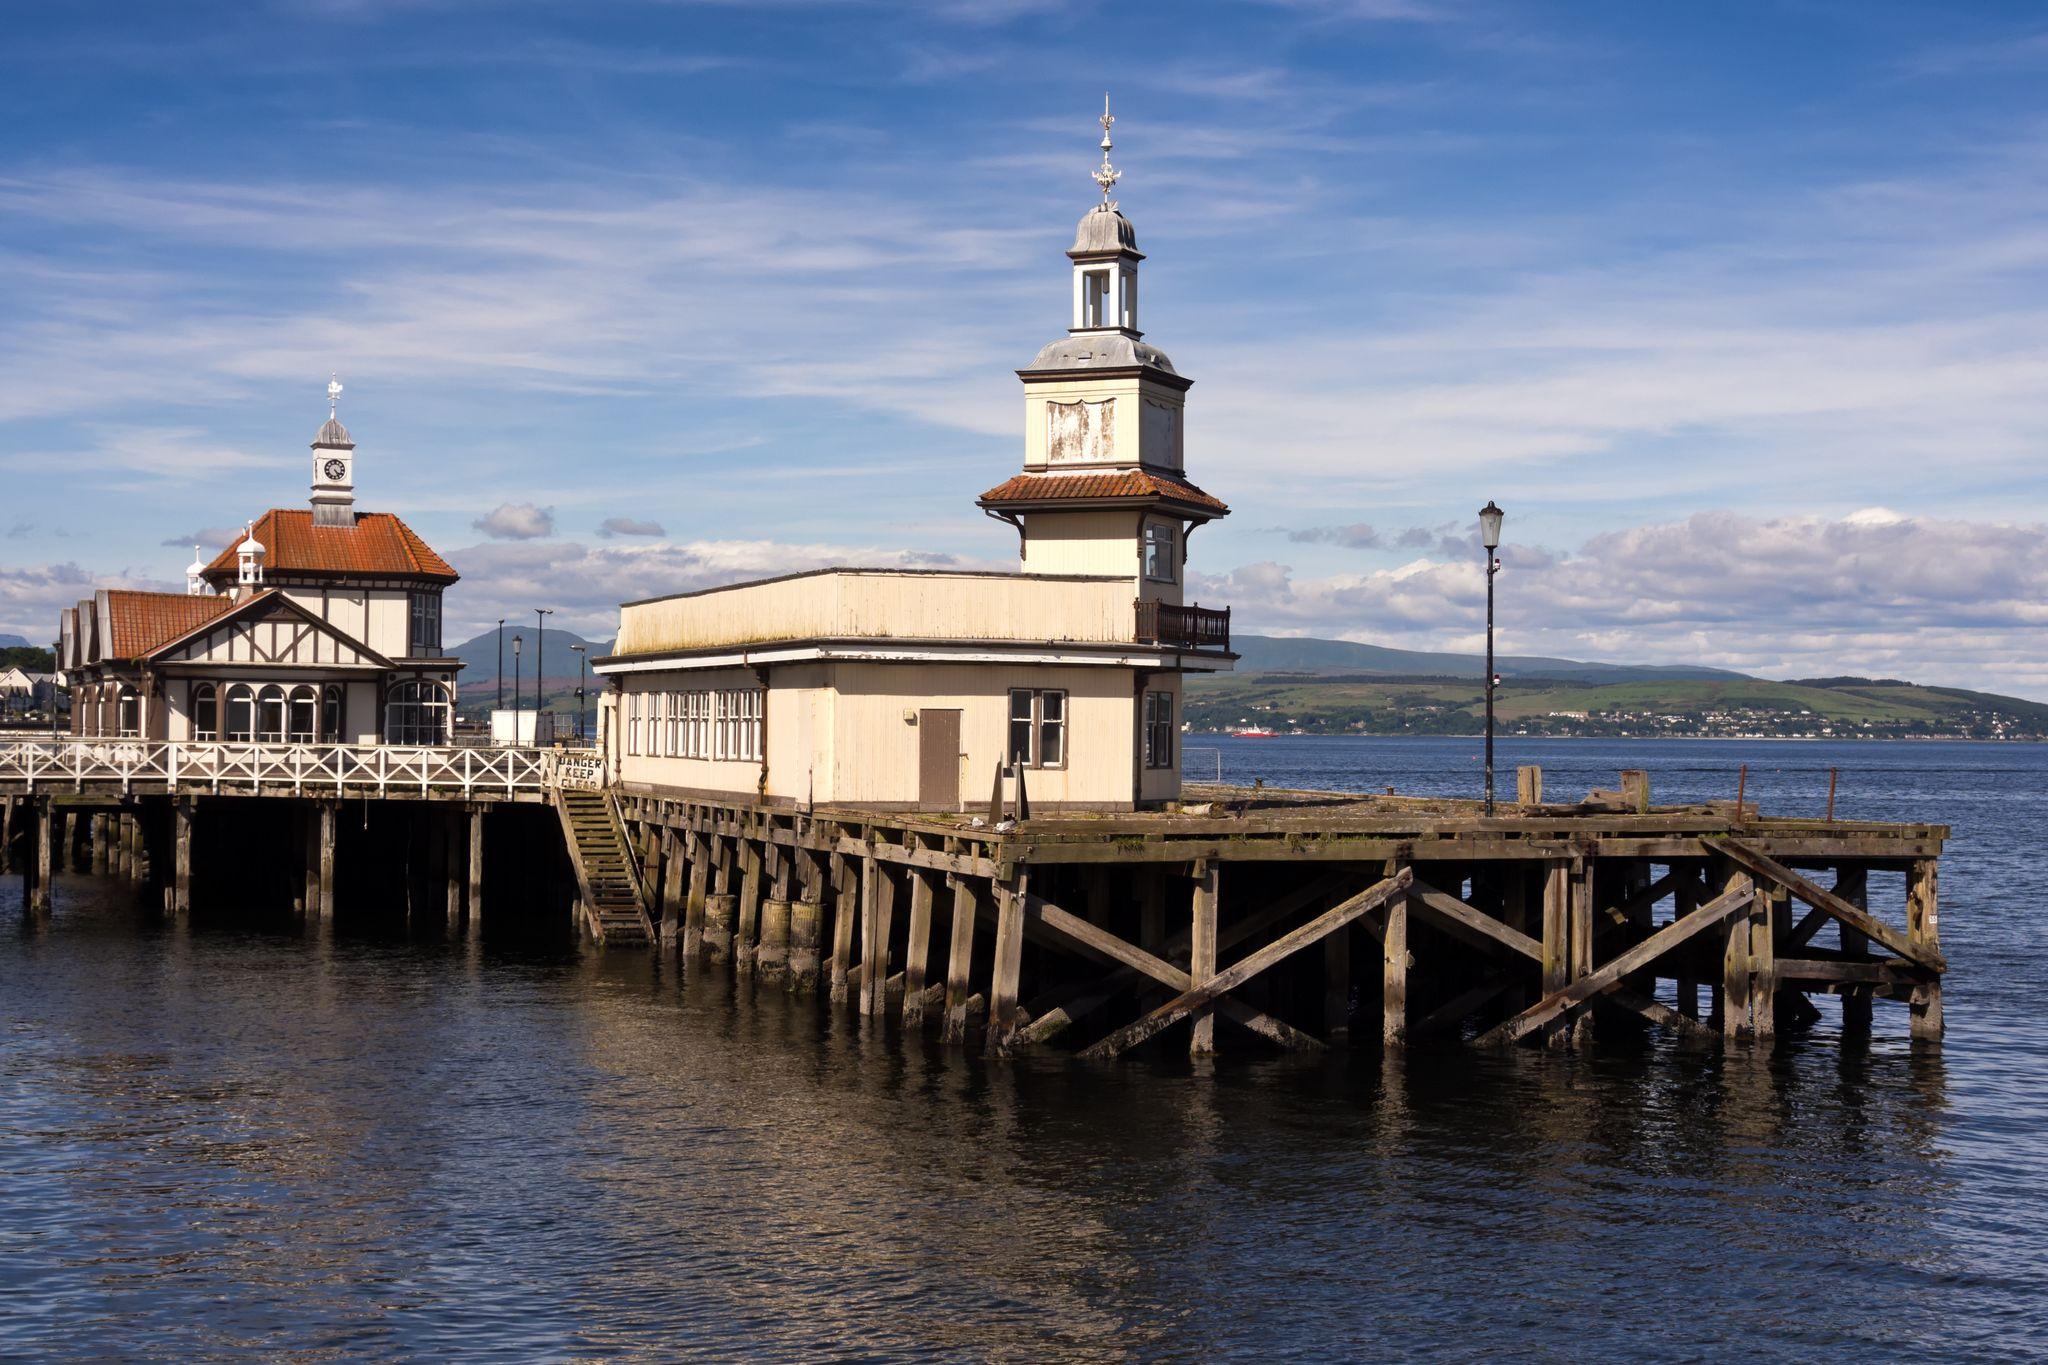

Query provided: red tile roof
[102,590,241,660]
[978,469,1230,515]
[202,509,458,584]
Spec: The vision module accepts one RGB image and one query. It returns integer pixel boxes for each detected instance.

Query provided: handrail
[1135,598,1231,650]
[0,738,593,798]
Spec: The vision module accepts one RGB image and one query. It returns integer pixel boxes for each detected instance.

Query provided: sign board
[490,709,554,746]
[554,752,605,790]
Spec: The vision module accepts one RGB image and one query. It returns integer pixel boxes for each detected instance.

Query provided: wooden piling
[705,892,736,962]
[736,837,762,973]
[829,851,855,1003]
[788,898,821,992]
[317,802,336,923]
[1516,765,1543,805]
[861,859,896,1016]
[30,800,54,917]
[1908,859,1942,1040]
[1568,859,1594,1047]
[1539,860,1568,1048]
[1190,861,1219,1056]
[172,799,193,920]
[465,805,483,935]
[1381,863,1408,1046]
[987,868,1030,1054]
[942,875,978,1043]
[661,827,685,950]
[901,867,936,1025]
[683,833,709,959]
[759,897,791,980]
[1720,865,1757,1040]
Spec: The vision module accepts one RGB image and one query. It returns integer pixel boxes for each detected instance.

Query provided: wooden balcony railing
[0,738,583,799]
[1134,599,1231,651]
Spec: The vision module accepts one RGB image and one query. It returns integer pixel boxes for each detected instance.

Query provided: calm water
[4,738,2045,1359]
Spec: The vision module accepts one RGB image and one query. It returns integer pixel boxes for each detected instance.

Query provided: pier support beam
[1539,861,1569,1049]
[1382,863,1409,1046]
[736,837,762,974]
[172,799,193,920]
[705,892,736,962]
[860,858,896,1016]
[317,801,336,923]
[466,806,484,936]
[683,834,709,959]
[1568,860,1594,1048]
[788,899,821,992]
[901,867,935,1025]
[942,875,978,1043]
[660,828,685,950]
[987,868,1030,1054]
[829,852,855,1003]
[30,799,54,918]
[1720,865,1758,1040]
[759,898,791,980]
[1908,859,1943,1040]
[1190,862,1219,1056]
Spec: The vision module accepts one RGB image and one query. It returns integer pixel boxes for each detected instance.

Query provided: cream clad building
[594,112,1234,811]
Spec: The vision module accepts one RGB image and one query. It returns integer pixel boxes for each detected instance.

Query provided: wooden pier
[608,767,1946,1056]
[5,738,1947,1056]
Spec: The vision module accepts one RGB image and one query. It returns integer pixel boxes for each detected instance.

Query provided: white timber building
[594,112,1235,811]
[57,382,464,745]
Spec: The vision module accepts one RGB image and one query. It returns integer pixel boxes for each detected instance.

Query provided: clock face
[322,458,347,481]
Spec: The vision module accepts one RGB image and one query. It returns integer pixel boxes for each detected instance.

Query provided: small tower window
[1082,270,1111,328]
[1120,267,1137,329]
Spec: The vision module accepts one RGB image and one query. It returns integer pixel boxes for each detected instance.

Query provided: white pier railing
[0,739,595,799]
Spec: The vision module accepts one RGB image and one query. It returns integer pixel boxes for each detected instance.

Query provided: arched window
[287,685,318,743]
[384,680,451,745]
[256,685,287,743]
[116,685,141,738]
[322,684,345,742]
[224,684,254,741]
[193,684,218,741]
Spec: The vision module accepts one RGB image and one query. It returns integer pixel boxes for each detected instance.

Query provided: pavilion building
[593,107,1234,811]
[59,383,464,745]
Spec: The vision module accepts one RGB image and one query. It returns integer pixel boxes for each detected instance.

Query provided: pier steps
[554,788,653,945]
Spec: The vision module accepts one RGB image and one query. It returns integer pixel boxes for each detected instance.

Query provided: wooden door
[918,709,961,810]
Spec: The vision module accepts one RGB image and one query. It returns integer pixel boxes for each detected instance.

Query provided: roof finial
[327,373,343,419]
[1092,92,1120,210]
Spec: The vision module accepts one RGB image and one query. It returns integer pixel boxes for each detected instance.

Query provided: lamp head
[1478,500,1504,551]
[512,635,523,655]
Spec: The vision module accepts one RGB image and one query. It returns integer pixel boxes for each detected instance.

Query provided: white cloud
[0,562,176,643]
[597,517,666,538]
[472,502,556,541]
[1206,510,2048,699]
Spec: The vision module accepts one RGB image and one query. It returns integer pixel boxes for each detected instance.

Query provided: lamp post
[570,644,588,744]
[495,618,505,713]
[535,608,553,744]
[512,634,523,744]
[1478,501,1505,816]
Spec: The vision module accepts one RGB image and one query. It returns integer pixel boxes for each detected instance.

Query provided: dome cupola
[311,374,358,528]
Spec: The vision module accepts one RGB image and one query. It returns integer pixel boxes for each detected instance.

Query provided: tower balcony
[1134,598,1230,652]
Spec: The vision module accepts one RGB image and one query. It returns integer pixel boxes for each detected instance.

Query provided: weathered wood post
[705,892,736,962]
[172,799,194,920]
[1907,859,1942,1040]
[1673,867,1701,1018]
[1620,769,1650,813]
[1753,880,1782,1040]
[0,797,14,875]
[683,830,709,959]
[441,809,462,934]
[660,827,685,950]
[318,801,337,923]
[1539,860,1569,1049]
[1835,865,1872,1035]
[465,805,484,936]
[861,858,897,1017]
[942,875,978,1043]
[901,866,936,1025]
[759,896,791,980]
[1568,859,1594,1047]
[30,799,55,917]
[1719,863,1757,1040]
[89,811,107,875]
[1383,860,1410,1046]
[829,850,856,1003]
[788,897,821,992]
[986,867,1029,1054]
[736,836,763,974]
[1516,765,1544,805]
[1191,861,1220,1056]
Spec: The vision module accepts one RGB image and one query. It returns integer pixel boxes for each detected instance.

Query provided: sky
[2,0,2045,695]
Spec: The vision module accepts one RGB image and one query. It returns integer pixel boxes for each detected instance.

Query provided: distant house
[58,389,463,743]
[0,666,57,711]
[594,139,1234,810]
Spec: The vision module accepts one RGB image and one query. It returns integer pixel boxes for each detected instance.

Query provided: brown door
[918,709,961,810]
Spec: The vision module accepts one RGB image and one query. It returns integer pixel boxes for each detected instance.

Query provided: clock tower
[311,374,357,528]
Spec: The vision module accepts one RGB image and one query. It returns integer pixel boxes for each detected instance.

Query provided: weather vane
[1093,92,1120,209]
[327,373,343,418]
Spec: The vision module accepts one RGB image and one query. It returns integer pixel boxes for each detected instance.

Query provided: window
[1144,691,1174,769]
[287,686,318,743]
[1120,266,1137,329]
[224,684,254,741]
[323,685,345,741]
[193,684,218,741]
[1082,269,1111,327]
[714,689,763,762]
[116,686,141,738]
[1008,688,1067,769]
[384,680,451,745]
[627,692,641,755]
[256,685,287,743]
[1143,522,1178,583]
[409,592,442,657]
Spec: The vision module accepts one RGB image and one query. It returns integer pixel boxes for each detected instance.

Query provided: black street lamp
[495,618,505,712]
[535,608,553,743]
[511,633,524,741]
[570,644,588,744]
[1479,501,1505,815]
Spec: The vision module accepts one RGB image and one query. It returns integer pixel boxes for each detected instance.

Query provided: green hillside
[1185,672,2048,740]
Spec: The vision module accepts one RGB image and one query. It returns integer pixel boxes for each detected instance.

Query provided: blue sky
[3,0,2046,695]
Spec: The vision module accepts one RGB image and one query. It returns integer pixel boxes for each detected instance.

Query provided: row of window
[624,689,764,762]
[187,680,450,744]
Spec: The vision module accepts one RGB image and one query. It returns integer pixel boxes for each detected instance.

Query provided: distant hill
[447,627,612,685]
[0,633,30,651]
[1230,633,1747,683]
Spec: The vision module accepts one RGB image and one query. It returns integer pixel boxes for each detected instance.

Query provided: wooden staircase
[554,787,653,945]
